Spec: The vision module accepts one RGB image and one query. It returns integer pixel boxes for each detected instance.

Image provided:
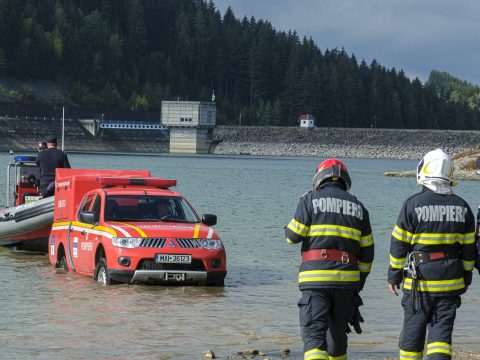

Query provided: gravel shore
[208,348,480,360]
[213,126,480,161]
[213,126,480,180]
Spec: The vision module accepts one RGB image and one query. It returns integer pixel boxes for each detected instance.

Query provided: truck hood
[106,221,217,239]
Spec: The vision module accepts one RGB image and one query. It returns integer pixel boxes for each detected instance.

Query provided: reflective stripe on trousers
[304,348,329,360]
[427,342,452,357]
[304,348,348,360]
[400,349,423,360]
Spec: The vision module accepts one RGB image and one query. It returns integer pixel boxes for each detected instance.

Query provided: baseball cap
[46,135,57,144]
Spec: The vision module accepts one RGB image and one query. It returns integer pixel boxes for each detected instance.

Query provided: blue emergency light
[14,155,37,163]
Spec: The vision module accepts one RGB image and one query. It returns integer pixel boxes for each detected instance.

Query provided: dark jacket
[285,182,374,291]
[476,207,480,275]
[388,187,475,296]
[36,148,70,193]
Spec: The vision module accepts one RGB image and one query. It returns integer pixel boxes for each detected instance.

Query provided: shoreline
[4,142,479,181]
[214,141,465,160]
[213,347,480,360]
[1,120,480,179]
[1,117,480,162]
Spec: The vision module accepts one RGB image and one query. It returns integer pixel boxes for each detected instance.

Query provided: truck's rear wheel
[55,255,68,271]
[94,258,119,285]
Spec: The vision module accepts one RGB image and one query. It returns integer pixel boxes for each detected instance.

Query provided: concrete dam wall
[0,115,479,160]
[0,116,168,154]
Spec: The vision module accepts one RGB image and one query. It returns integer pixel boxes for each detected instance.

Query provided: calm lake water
[0,152,479,359]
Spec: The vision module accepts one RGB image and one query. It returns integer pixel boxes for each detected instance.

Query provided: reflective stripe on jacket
[285,182,374,290]
[388,187,475,296]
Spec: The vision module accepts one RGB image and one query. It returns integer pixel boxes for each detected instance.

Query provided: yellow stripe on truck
[193,223,200,238]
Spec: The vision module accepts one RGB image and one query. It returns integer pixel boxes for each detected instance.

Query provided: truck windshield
[104,195,199,223]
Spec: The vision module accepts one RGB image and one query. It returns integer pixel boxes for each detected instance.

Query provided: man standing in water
[285,159,374,360]
[36,135,70,197]
[388,149,475,360]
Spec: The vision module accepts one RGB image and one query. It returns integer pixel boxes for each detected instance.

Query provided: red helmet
[312,158,351,191]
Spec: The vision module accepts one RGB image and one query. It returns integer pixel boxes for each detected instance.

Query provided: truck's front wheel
[94,258,117,285]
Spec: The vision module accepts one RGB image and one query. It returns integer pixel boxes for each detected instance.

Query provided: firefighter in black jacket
[35,135,70,197]
[388,149,475,360]
[285,159,374,360]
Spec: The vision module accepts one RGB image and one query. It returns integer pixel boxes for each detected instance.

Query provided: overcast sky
[213,0,480,85]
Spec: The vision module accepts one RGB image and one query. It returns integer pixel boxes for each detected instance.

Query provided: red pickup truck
[48,168,226,285]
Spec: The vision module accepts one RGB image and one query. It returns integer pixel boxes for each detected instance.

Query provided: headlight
[112,237,143,248]
[197,239,223,250]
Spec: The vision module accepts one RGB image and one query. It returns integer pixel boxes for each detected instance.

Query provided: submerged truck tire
[55,255,68,271]
[94,258,119,285]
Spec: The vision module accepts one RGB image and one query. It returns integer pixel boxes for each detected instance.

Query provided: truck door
[72,194,100,275]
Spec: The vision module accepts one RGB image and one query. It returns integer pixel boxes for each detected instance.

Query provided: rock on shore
[384,149,480,181]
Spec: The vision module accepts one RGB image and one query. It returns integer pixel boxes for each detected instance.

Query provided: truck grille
[139,238,167,248]
[138,238,212,249]
[176,238,202,248]
[138,259,206,271]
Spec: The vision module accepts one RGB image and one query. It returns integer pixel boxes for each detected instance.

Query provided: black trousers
[298,288,355,359]
[39,180,55,197]
[399,294,461,360]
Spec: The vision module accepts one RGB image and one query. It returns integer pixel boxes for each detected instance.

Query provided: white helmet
[416,149,455,194]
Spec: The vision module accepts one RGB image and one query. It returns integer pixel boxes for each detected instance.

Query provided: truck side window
[78,194,95,220]
[80,195,94,211]
[91,195,101,223]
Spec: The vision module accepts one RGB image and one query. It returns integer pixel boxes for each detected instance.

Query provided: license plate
[155,254,191,263]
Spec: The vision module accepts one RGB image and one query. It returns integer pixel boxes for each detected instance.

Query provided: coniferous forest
[0,0,479,129]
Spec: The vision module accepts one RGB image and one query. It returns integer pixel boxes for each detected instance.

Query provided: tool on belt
[302,248,357,264]
[404,249,460,312]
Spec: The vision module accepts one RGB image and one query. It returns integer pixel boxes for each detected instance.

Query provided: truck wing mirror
[80,210,96,225]
[201,214,217,226]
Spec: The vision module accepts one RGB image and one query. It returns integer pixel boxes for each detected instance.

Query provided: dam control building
[161,101,217,154]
